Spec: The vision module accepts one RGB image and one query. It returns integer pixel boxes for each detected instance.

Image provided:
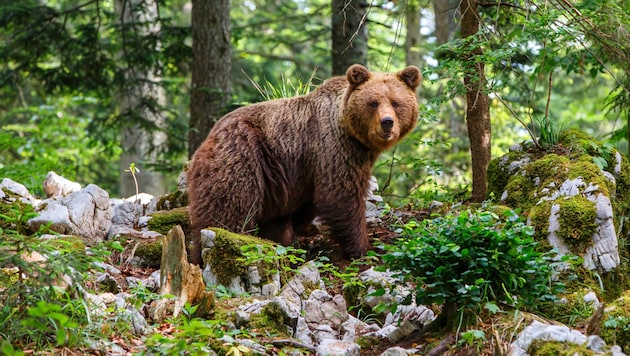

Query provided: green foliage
[603,315,630,349]
[239,244,305,282]
[0,203,109,351]
[141,318,245,355]
[534,115,564,150]
[458,329,486,350]
[0,98,120,195]
[378,208,566,317]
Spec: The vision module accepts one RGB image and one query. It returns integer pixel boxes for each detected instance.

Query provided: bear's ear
[346,64,371,86]
[397,66,422,90]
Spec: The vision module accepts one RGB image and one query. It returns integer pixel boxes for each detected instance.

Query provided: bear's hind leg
[259,217,295,246]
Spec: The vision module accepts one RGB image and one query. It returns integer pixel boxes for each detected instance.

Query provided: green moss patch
[156,190,188,211]
[557,196,597,249]
[135,237,163,268]
[528,340,595,356]
[147,207,189,236]
[204,228,278,286]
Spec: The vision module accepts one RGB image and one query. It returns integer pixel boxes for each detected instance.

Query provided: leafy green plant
[141,318,256,356]
[0,203,109,351]
[602,315,630,349]
[378,208,567,329]
[239,244,305,282]
[458,329,486,351]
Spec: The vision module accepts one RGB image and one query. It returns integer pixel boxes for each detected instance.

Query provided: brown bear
[187,64,421,265]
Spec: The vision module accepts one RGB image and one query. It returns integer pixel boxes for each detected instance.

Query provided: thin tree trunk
[433,0,459,44]
[434,0,465,155]
[461,0,491,202]
[405,0,422,69]
[188,0,232,158]
[116,0,167,198]
[331,0,368,75]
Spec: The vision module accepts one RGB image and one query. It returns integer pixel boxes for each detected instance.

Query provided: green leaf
[484,302,500,314]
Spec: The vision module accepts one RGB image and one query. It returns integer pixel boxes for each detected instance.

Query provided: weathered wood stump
[159,225,214,318]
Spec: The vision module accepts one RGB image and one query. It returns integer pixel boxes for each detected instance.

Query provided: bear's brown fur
[187,64,421,265]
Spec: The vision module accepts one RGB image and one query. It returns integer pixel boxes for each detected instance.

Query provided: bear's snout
[380,117,394,132]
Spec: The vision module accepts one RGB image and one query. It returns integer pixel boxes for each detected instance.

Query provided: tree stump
[159,225,214,318]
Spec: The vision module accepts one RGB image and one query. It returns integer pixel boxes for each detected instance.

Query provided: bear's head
[342,64,421,152]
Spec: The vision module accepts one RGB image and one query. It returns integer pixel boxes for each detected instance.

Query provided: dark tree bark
[331,0,368,75]
[189,0,232,158]
[461,0,491,202]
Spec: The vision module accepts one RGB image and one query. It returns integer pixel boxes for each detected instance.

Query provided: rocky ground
[1,172,629,355]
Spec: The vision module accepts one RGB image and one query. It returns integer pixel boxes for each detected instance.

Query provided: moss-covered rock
[134,237,163,268]
[147,207,189,236]
[488,129,630,296]
[528,340,596,356]
[201,228,285,295]
[155,190,188,211]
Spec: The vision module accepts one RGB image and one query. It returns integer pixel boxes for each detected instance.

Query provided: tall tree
[189,0,232,158]
[331,0,368,75]
[404,0,422,68]
[433,0,459,44]
[115,0,167,197]
[460,0,491,202]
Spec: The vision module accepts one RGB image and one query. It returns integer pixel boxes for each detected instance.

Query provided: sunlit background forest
[1,0,629,205]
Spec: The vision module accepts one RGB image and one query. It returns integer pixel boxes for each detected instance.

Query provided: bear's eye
[391,100,399,108]
[369,101,379,108]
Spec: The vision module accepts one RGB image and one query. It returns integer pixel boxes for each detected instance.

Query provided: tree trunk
[461,0,491,202]
[188,0,232,158]
[405,0,422,69]
[434,0,467,156]
[331,0,368,75]
[433,0,459,44]
[115,0,167,198]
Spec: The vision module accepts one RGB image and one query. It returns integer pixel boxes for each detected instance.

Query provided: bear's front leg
[317,189,370,258]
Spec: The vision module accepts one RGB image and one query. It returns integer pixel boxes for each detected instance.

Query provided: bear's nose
[381,117,394,131]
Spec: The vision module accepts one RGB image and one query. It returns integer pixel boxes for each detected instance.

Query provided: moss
[205,228,277,286]
[527,154,570,182]
[135,237,163,268]
[250,302,291,335]
[147,207,189,236]
[503,174,536,211]
[528,340,595,356]
[600,290,630,351]
[503,154,571,212]
[488,151,533,199]
[568,155,613,195]
[559,128,597,145]
[528,201,553,243]
[537,290,595,328]
[556,196,597,250]
[155,190,189,211]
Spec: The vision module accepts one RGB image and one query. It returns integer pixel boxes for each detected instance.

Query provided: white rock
[0,177,38,203]
[380,346,415,356]
[30,184,112,243]
[316,339,360,356]
[304,289,349,330]
[43,171,81,198]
